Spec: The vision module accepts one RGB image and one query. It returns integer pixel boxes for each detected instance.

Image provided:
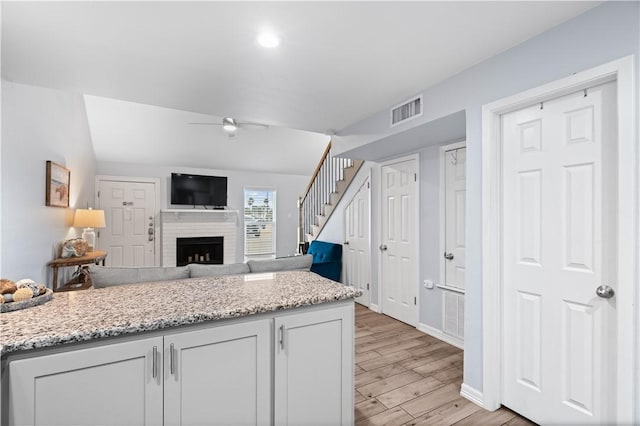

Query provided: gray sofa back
[89,255,313,288]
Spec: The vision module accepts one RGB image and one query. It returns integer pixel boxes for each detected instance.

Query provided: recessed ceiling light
[257,32,279,48]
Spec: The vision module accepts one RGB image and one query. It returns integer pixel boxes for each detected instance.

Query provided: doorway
[379,155,419,326]
[344,177,371,307]
[96,176,160,267]
[440,142,466,343]
[481,57,636,424]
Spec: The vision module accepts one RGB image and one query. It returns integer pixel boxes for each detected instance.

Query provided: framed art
[45,161,70,208]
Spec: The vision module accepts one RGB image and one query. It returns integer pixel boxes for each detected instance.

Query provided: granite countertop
[0,270,360,356]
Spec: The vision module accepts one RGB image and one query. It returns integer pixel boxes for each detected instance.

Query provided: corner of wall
[460,383,486,409]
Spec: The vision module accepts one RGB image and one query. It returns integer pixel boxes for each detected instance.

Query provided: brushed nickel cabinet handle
[170,343,175,375]
[279,325,285,350]
[152,346,158,378]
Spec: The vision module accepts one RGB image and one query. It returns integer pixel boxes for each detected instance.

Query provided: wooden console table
[48,250,107,292]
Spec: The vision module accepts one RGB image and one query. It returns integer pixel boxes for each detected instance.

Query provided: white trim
[460,383,485,409]
[378,153,420,326]
[95,175,162,267]
[368,303,381,314]
[417,322,463,350]
[481,55,637,421]
[439,140,467,291]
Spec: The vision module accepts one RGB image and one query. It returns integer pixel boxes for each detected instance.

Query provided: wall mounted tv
[170,173,228,208]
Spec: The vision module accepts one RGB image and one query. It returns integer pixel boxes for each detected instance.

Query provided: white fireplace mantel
[160,209,239,221]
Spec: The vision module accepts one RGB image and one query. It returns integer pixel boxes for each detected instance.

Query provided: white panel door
[380,158,418,326]
[502,81,616,424]
[9,337,163,426]
[98,179,156,267]
[164,320,271,426]
[444,147,466,289]
[344,178,370,306]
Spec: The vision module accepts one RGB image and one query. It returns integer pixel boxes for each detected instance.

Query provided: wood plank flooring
[354,304,537,426]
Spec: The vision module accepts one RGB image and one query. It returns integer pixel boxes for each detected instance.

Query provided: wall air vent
[391,95,423,127]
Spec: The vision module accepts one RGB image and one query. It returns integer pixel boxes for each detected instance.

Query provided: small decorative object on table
[0,278,53,313]
[61,238,89,258]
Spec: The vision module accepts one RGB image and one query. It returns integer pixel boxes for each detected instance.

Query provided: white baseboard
[460,383,485,408]
[417,322,464,350]
[369,303,380,313]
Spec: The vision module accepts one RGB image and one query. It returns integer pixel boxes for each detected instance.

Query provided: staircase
[299,142,364,244]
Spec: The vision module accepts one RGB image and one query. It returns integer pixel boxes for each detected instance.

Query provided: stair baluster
[299,142,364,248]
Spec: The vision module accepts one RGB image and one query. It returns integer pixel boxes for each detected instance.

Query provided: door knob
[444,252,454,260]
[595,285,615,299]
[379,244,388,251]
[344,241,349,245]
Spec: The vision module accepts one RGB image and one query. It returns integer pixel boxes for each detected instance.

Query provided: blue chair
[307,240,342,282]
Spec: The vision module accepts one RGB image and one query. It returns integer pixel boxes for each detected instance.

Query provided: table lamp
[73,208,106,252]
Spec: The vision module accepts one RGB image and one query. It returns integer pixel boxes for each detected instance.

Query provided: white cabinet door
[163,319,272,426]
[8,337,163,426]
[274,303,354,426]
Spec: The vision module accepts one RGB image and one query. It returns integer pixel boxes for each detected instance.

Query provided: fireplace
[176,236,223,266]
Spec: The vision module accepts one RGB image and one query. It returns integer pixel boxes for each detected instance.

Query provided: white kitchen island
[0,271,359,426]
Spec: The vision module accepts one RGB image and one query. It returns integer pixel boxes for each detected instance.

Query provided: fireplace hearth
[176,236,223,266]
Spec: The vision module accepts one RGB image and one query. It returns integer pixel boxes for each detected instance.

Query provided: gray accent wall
[332,1,640,394]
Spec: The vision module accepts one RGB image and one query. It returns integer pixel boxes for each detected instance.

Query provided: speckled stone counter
[0,270,360,356]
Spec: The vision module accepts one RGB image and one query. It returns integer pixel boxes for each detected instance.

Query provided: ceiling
[2,1,600,174]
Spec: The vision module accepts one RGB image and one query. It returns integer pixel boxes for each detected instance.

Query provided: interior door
[444,146,466,289]
[442,146,466,341]
[380,158,418,326]
[344,178,370,306]
[501,81,617,424]
[97,179,157,267]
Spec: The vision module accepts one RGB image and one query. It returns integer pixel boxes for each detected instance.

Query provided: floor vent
[391,95,422,126]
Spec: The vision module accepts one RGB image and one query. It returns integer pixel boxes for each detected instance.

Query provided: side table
[47,250,107,292]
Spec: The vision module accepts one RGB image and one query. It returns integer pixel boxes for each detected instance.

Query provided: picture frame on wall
[45,161,70,208]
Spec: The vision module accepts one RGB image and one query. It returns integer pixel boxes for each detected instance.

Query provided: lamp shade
[73,209,106,228]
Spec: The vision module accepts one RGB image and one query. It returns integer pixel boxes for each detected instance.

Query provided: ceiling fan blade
[188,122,222,126]
[237,121,269,129]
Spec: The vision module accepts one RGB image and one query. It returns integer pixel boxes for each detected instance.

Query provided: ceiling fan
[188,117,269,137]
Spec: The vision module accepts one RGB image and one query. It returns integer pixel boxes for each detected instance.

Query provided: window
[244,188,276,259]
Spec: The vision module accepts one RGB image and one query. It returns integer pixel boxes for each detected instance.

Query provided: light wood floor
[354,304,537,426]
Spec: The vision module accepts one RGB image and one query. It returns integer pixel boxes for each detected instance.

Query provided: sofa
[307,240,342,282]
[89,255,315,288]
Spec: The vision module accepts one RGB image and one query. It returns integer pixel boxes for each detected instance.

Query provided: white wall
[96,162,309,262]
[1,80,96,285]
[331,1,640,394]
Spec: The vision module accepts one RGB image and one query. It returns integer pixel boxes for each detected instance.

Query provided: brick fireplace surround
[160,210,238,267]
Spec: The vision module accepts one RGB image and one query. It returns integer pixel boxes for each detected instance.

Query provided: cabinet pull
[170,343,175,375]
[279,325,285,350]
[152,346,158,378]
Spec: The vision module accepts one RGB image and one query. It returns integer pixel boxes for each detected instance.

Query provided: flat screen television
[170,173,228,208]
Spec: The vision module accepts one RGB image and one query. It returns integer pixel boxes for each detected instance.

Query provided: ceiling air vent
[391,95,422,127]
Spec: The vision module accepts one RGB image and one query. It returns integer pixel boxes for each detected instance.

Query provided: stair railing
[299,142,353,245]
